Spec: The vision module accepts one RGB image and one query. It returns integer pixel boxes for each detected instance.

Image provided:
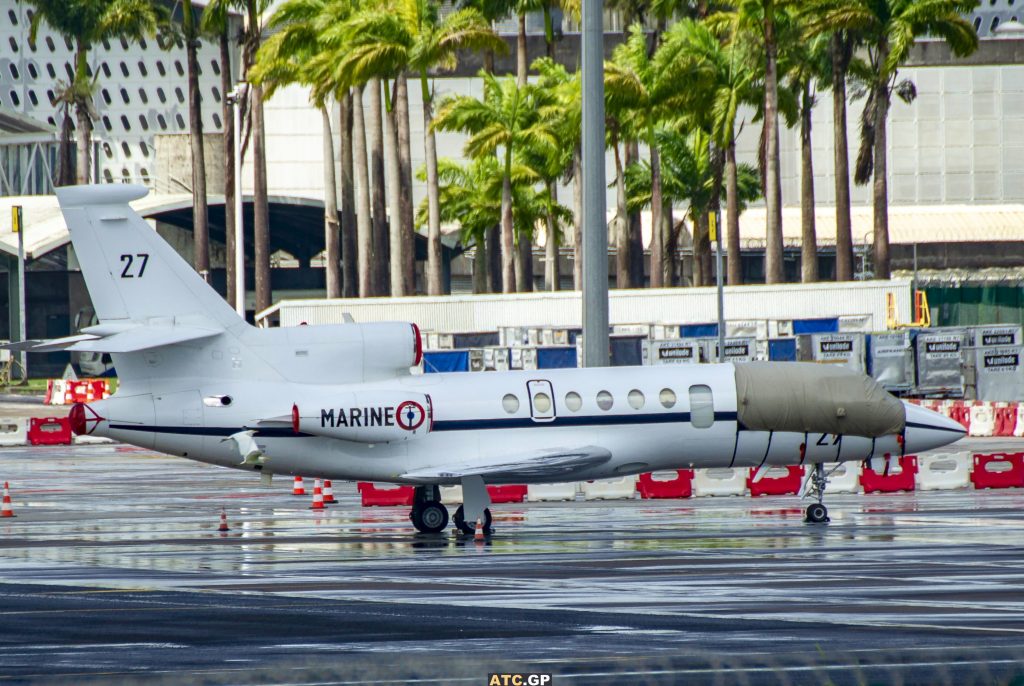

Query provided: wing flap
[401,445,612,482]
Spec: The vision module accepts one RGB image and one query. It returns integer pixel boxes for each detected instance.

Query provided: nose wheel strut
[804,463,830,524]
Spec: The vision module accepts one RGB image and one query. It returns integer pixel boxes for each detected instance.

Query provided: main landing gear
[804,462,831,524]
[410,485,448,533]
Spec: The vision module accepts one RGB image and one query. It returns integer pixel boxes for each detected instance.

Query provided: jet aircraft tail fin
[55,184,245,333]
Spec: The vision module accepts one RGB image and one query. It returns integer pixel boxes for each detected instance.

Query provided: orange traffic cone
[1,482,13,518]
[292,476,306,496]
[218,508,229,532]
[474,518,484,541]
[323,479,336,503]
[310,479,325,510]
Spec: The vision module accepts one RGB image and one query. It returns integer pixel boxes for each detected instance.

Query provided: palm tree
[805,0,977,280]
[252,0,348,298]
[27,0,164,185]
[181,1,211,283]
[333,0,503,295]
[432,73,555,293]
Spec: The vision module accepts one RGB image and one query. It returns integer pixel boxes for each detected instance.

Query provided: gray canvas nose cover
[734,362,906,437]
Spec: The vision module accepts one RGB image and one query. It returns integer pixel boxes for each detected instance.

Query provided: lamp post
[227,83,248,317]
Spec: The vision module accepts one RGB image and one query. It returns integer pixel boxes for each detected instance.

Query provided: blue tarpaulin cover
[679,323,719,338]
[423,350,469,373]
[537,347,577,369]
[768,338,798,361]
[792,318,839,335]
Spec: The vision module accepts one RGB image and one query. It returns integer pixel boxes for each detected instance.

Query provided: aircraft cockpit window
[565,392,582,412]
[502,393,520,414]
[659,388,676,408]
[533,392,552,413]
[628,389,645,410]
[689,385,714,428]
[596,390,614,410]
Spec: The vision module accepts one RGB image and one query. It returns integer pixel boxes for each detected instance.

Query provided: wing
[401,445,612,482]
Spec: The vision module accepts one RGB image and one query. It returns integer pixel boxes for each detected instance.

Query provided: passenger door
[526,379,556,423]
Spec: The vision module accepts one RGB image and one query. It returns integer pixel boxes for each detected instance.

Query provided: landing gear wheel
[454,505,492,536]
[805,502,829,524]
[411,501,449,533]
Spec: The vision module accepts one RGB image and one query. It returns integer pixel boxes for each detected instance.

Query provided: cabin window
[627,389,645,410]
[564,392,582,412]
[689,384,714,429]
[659,388,676,408]
[596,390,613,411]
[502,393,520,414]
[533,391,552,413]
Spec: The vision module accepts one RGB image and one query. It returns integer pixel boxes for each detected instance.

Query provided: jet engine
[292,390,432,444]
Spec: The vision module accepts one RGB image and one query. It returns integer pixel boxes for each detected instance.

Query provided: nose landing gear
[804,463,831,524]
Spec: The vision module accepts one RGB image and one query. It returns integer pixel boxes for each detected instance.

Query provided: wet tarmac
[0,439,1023,685]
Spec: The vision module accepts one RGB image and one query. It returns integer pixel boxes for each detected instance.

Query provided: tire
[805,503,829,523]
[414,501,449,533]
[454,506,492,536]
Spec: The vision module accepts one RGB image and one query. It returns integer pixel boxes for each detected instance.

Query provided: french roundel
[396,400,426,431]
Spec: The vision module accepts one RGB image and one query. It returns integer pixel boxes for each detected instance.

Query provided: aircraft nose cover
[734,362,905,437]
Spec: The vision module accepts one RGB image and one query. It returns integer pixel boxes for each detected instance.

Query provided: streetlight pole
[12,205,26,381]
[228,83,248,317]
[581,0,609,368]
[714,210,725,362]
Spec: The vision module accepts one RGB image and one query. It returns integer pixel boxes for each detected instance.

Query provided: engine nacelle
[293,390,432,444]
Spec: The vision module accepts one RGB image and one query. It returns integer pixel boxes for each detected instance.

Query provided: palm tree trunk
[544,183,559,291]
[368,78,389,296]
[487,225,501,292]
[501,164,515,293]
[626,141,643,288]
[219,27,236,308]
[519,231,534,292]
[384,82,404,296]
[252,84,271,312]
[613,140,629,289]
[763,0,784,284]
[725,139,741,285]
[800,84,818,283]
[663,198,674,285]
[473,234,488,294]
[183,1,209,281]
[56,110,75,186]
[832,33,854,282]
[396,74,416,294]
[649,137,664,288]
[352,85,374,298]
[421,74,444,296]
[517,13,528,87]
[873,74,891,280]
[693,211,710,287]
[321,106,341,298]
[339,92,358,298]
[73,44,92,184]
[572,145,583,290]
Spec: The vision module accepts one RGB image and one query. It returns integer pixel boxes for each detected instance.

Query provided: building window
[45,36,55,52]
[138,88,148,104]
[119,37,129,50]
[689,385,714,429]
[9,90,19,107]
[139,141,149,156]
[120,62,129,78]
[102,115,112,131]
[101,63,111,78]
[596,390,613,411]
[175,113,185,129]
[157,114,167,130]
[27,62,38,79]
[211,86,221,103]
[27,90,37,106]
[45,63,55,78]
[156,61,166,77]
[175,87,185,104]
[212,112,222,129]
[211,59,221,75]
[138,114,149,131]
[103,142,113,159]
[8,63,18,78]
[101,88,111,105]
[103,169,113,183]
[121,142,132,158]
[502,394,520,414]
[8,37,17,53]
[120,87,130,104]
[64,63,73,79]
[138,60,148,77]
[120,114,131,131]
[174,60,184,76]
[63,36,73,50]
[659,388,676,408]
[156,87,166,103]
[7,9,17,25]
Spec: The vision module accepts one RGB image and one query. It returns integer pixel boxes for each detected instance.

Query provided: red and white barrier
[0,417,27,447]
[526,483,578,502]
[823,462,861,493]
[637,471,694,499]
[441,484,529,504]
[581,476,637,500]
[1015,405,1024,438]
[860,456,918,494]
[747,466,804,497]
[969,404,996,437]
[45,379,111,406]
[971,453,1024,489]
[692,468,747,497]
[28,416,72,445]
[357,482,415,506]
[917,452,971,491]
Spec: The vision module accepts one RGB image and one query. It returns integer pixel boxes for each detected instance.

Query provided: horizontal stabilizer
[402,445,612,482]
[1,325,220,354]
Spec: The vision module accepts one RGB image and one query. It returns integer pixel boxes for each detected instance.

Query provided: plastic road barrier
[581,476,638,500]
[822,462,860,494]
[860,456,918,493]
[28,416,73,445]
[526,483,578,502]
[357,482,415,506]
[692,468,747,497]
[992,404,1018,436]
[971,453,1024,489]
[747,466,804,497]
[969,404,996,437]
[637,471,694,499]
[441,484,527,504]
[944,402,971,433]
[45,379,112,405]
[0,417,27,447]
[916,452,971,491]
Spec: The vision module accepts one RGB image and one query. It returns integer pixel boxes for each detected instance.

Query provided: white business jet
[11,185,966,534]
